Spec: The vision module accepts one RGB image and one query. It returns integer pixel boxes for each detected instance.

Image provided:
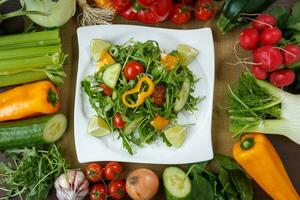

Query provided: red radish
[239,28,260,50]
[260,27,282,45]
[253,45,283,72]
[252,14,276,31]
[252,65,268,80]
[269,69,296,87]
[282,44,300,65]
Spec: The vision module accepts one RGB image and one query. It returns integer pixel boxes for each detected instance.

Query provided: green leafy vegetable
[288,2,300,31]
[230,170,253,200]
[192,175,214,200]
[0,144,69,200]
[82,39,201,154]
[229,72,300,144]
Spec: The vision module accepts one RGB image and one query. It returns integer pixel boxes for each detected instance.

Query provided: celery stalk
[0,30,60,49]
[0,53,61,75]
[0,45,61,60]
[0,71,48,87]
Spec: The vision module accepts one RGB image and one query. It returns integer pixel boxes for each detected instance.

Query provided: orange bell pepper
[150,115,170,130]
[160,53,178,70]
[233,133,300,200]
[0,81,60,122]
[96,52,116,70]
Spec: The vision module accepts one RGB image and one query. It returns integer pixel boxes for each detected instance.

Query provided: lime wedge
[164,125,187,148]
[177,44,199,66]
[90,39,111,62]
[87,116,111,137]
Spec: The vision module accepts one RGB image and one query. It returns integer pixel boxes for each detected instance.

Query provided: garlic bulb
[55,170,89,200]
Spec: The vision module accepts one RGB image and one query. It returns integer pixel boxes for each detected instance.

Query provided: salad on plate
[82,38,202,154]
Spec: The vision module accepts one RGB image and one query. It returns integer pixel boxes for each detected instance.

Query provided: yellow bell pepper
[233,133,299,200]
[122,76,154,108]
[0,81,60,122]
[150,115,170,130]
[96,52,116,70]
[160,53,178,70]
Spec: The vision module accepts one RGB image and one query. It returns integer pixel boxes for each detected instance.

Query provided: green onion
[0,45,61,60]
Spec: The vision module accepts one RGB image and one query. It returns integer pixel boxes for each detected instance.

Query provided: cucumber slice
[123,116,144,135]
[102,63,121,89]
[0,113,67,149]
[174,80,191,112]
[112,89,118,100]
[163,167,191,200]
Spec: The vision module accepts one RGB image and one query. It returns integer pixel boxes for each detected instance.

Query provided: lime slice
[87,116,111,137]
[164,125,187,148]
[177,44,199,66]
[90,39,111,62]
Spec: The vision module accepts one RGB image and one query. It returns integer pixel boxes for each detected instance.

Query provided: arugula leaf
[192,174,214,200]
[214,154,242,170]
[230,170,253,200]
[267,7,289,30]
[288,2,300,31]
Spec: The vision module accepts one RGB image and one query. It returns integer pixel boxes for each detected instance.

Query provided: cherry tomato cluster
[170,0,214,25]
[86,162,126,200]
[238,14,300,88]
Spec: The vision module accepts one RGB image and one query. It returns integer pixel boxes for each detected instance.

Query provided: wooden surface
[1,0,300,199]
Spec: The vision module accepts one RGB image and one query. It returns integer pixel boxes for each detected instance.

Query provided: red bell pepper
[114,0,173,24]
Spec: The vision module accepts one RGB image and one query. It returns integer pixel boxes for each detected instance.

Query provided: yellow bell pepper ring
[122,76,155,108]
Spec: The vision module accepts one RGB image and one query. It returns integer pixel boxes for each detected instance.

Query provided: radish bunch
[238,14,300,88]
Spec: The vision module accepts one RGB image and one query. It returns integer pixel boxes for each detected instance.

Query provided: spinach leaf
[189,162,208,177]
[214,154,242,170]
[230,170,253,200]
[192,174,214,200]
[219,167,238,197]
[268,7,289,30]
[288,2,300,31]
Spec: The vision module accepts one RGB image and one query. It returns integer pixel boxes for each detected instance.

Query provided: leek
[229,73,300,144]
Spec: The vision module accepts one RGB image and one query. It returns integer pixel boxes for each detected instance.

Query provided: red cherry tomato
[113,0,130,11]
[108,180,126,200]
[99,83,113,96]
[123,61,145,80]
[170,4,191,25]
[194,0,214,21]
[104,161,123,180]
[113,114,126,129]
[85,163,103,183]
[90,184,107,200]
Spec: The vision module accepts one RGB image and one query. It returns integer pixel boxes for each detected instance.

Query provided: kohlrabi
[229,72,300,144]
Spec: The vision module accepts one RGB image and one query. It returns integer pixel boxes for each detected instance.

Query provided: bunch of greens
[82,40,201,154]
[187,154,253,200]
[0,144,69,200]
[229,72,300,144]
[268,2,300,93]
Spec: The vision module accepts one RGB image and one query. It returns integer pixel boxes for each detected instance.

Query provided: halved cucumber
[174,80,191,112]
[0,113,67,149]
[163,167,192,200]
[123,116,144,135]
[102,63,121,89]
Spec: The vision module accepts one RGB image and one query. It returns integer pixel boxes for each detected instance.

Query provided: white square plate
[74,25,215,164]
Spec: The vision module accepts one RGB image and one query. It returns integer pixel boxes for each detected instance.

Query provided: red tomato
[170,4,191,25]
[85,163,103,183]
[104,161,123,180]
[99,83,113,96]
[113,114,126,129]
[113,0,130,11]
[90,184,107,200]
[194,0,214,21]
[108,180,126,199]
[123,61,145,80]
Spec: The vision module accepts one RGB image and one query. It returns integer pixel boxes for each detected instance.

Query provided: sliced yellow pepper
[96,52,116,70]
[150,115,170,130]
[122,76,155,108]
[160,53,178,70]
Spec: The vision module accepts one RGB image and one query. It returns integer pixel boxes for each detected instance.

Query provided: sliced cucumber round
[123,116,144,135]
[102,63,121,89]
[174,80,191,112]
[163,167,191,200]
[43,113,67,143]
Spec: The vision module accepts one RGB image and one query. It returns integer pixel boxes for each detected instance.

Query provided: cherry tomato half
[90,184,107,200]
[113,113,126,129]
[170,4,191,25]
[108,179,126,200]
[104,161,123,180]
[194,0,214,21]
[99,83,113,96]
[86,163,103,182]
[123,61,145,80]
